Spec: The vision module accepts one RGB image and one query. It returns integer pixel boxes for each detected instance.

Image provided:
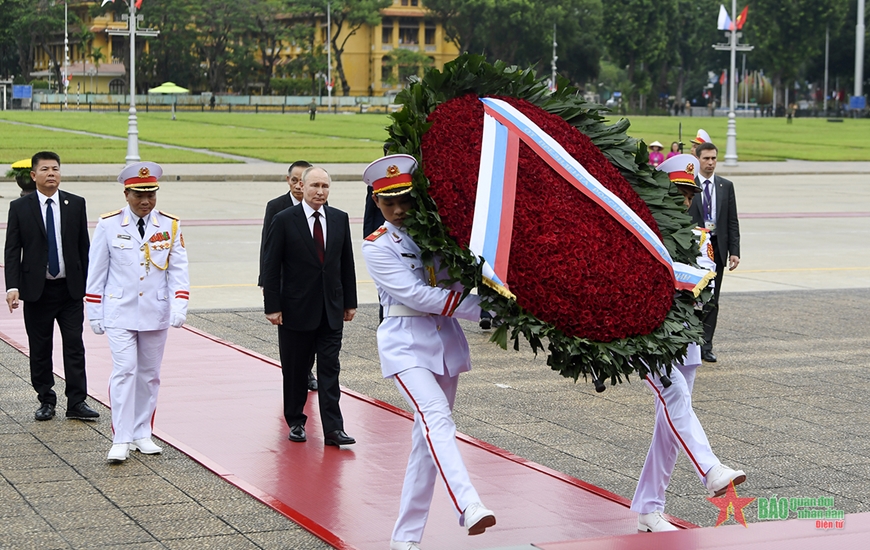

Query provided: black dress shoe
[288,425,307,442]
[307,373,318,392]
[35,403,56,421]
[66,401,100,420]
[702,350,718,363]
[324,430,356,447]
[479,317,492,330]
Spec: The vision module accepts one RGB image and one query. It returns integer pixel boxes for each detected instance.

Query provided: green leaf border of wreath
[385,53,711,387]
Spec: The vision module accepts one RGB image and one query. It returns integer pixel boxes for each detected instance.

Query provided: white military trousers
[631,346,719,514]
[107,328,168,444]
[391,367,481,543]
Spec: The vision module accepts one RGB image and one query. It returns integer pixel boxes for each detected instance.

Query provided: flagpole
[63,1,69,108]
[856,0,865,105]
[327,2,332,114]
[824,26,829,113]
[126,0,139,164]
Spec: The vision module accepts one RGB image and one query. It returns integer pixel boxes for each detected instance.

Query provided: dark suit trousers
[22,278,87,406]
[702,236,725,352]
[278,306,344,434]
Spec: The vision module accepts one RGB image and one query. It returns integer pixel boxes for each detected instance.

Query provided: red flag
[736,6,749,29]
[135,0,143,8]
[719,70,726,85]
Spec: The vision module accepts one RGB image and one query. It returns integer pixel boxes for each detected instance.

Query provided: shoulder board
[159,210,180,221]
[695,226,710,233]
[100,209,122,219]
[364,227,388,242]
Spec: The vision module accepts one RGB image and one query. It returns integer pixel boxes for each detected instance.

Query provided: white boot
[705,463,746,496]
[107,443,130,463]
[131,438,163,454]
[638,511,678,532]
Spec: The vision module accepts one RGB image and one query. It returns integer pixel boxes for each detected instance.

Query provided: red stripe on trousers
[644,375,705,477]
[395,373,462,514]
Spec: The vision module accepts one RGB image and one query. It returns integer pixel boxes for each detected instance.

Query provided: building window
[382,22,393,44]
[424,24,435,45]
[381,56,393,83]
[398,18,418,45]
[109,78,125,95]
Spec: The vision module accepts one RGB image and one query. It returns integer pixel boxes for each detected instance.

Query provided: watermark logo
[707,481,755,527]
[758,495,845,529]
[707,485,846,529]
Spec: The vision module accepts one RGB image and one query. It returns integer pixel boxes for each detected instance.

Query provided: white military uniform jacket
[86,206,189,331]
[362,222,481,378]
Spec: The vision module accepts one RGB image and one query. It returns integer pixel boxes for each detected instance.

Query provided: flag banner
[717,4,732,30]
[136,0,143,8]
[472,97,703,295]
[736,5,749,29]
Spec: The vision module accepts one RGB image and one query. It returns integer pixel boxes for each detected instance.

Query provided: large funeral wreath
[386,54,709,386]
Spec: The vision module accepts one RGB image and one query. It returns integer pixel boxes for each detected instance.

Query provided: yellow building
[29,1,145,95]
[307,0,460,96]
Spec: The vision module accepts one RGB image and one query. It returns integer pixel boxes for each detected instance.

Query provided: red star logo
[707,481,756,527]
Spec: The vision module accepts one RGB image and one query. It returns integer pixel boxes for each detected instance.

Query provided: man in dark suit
[688,142,741,363]
[262,166,358,447]
[4,151,99,421]
[258,160,318,392]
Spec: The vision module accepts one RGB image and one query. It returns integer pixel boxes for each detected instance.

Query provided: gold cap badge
[386,165,400,178]
[138,167,151,178]
[685,162,695,175]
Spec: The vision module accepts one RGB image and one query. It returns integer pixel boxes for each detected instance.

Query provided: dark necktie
[45,198,60,277]
[312,211,325,263]
[703,179,713,221]
[138,218,145,238]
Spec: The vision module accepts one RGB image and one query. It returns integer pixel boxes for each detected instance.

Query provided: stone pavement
[2,160,870,548]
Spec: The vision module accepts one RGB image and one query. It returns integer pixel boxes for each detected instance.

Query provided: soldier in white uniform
[85,162,190,463]
[361,155,496,550]
[630,154,746,532]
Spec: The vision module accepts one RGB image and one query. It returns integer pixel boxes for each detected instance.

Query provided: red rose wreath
[387,55,707,386]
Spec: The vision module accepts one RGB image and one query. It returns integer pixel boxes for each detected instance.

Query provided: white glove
[89,320,105,335]
[170,312,186,328]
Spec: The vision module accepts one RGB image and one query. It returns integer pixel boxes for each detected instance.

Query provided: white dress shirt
[300,200,327,245]
[37,190,66,279]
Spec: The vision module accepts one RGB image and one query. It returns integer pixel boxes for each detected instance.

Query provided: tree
[250,0,297,95]
[193,0,254,92]
[381,48,433,87]
[425,0,603,85]
[143,0,203,90]
[304,0,391,96]
[745,0,846,106]
[603,0,676,109]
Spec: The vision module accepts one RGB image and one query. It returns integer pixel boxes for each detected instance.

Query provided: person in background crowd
[648,141,665,168]
[666,141,681,160]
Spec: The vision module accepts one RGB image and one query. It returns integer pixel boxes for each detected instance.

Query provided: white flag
[717,5,732,31]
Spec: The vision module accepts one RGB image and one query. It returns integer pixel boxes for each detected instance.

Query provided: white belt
[384,304,430,317]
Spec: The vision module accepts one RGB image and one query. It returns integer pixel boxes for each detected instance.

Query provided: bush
[31,80,50,89]
[270,77,316,96]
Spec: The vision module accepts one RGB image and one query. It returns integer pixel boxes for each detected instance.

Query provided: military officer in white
[361,154,496,550]
[630,154,746,532]
[85,162,190,463]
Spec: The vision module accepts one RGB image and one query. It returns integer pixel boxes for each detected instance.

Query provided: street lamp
[107,1,159,164]
[712,0,753,166]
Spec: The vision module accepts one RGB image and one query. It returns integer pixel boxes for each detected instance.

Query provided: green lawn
[2,110,868,164]
[616,115,870,161]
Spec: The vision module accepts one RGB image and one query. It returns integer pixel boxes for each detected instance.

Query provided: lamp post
[108,2,159,164]
[712,0,753,166]
[856,0,865,105]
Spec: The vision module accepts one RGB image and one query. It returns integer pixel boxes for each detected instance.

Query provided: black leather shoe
[307,373,318,392]
[702,350,718,363]
[66,401,100,420]
[324,430,355,447]
[479,317,492,330]
[35,403,56,421]
[288,425,307,442]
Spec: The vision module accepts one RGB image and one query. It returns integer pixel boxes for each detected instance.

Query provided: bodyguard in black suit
[688,142,741,362]
[258,160,318,392]
[262,166,358,447]
[4,151,99,421]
